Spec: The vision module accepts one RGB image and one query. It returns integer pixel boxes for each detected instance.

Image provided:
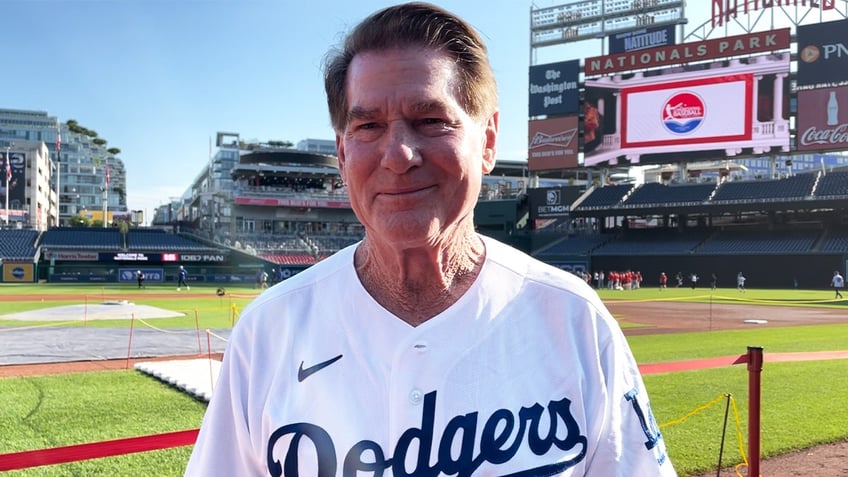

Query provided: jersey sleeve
[585,313,678,477]
[184,324,265,476]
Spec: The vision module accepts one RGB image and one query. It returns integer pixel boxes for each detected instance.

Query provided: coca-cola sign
[797,86,848,152]
[799,124,848,148]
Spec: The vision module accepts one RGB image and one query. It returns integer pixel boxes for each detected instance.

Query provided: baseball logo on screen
[661,92,705,135]
[547,189,561,205]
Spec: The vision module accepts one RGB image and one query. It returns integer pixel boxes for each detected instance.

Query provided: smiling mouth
[380,185,434,196]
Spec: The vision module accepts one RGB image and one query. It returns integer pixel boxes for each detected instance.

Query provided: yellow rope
[660,393,753,477]
[0,320,80,332]
[660,393,727,428]
[730,395,750,477]
[135,317,193,334]
[206,329,229,343]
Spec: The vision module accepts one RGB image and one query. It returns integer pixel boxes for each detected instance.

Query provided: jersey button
[409,388,424,404]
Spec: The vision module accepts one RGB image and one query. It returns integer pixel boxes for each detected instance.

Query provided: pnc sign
[797,19,848,88]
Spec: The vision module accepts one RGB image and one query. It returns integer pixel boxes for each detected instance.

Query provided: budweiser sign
[529,129,578,148]
[528,116,579,171]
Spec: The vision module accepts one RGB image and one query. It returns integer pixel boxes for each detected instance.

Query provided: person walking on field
[737,272,746,292]
[136,270,144,289]
[831,270,844,299]
[177,265,190,291]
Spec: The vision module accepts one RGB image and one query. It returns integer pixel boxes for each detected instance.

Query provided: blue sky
[4,0,719,221]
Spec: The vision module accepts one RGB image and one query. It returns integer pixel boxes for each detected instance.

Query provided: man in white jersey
[185,3,676,476]
[831,270,844,299]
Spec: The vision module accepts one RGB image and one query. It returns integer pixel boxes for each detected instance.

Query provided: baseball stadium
[2,1,848,476]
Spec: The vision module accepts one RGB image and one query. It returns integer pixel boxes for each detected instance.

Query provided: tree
[68,214,90,227]
[112,185,126,205]
[107,147,121,155]
[93,138,107,146]
[267,140,294,148]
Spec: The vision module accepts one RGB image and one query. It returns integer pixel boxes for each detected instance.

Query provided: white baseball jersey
[185,236,676,476]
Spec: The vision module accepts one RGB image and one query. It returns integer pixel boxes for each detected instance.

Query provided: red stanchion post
[206,329,214,392]
[747,346,764,477]
[194,310,201,355]
[125,313,136,369]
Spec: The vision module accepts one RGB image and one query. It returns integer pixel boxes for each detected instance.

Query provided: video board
[583,53,790,167]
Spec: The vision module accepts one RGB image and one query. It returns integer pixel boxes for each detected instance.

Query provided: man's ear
[482,111,499,174]
[336,134,347,182]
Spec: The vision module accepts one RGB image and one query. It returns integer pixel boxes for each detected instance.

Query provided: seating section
[232,231,363,256]
[592,229,709,255]
[695,229,819,254]
[622,182,715,206]
[575,184,634,209]
[127,229,216,252]
[818,229,848,253]
[0,229,39,259]
[535,234,610,256]
[40,227,122,250]
[814,171,848,198]
[712,174,817,202]
[258,253,321,265]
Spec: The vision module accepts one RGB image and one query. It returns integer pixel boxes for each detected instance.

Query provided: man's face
[584,103,600,130]
[336,47,497,246]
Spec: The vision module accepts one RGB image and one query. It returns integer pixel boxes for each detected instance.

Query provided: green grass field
[1,283,846,476]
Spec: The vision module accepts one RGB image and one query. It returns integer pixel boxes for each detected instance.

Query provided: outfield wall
[37,249,309,285]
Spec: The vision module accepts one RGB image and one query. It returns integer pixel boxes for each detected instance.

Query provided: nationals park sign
[585,28,790,76]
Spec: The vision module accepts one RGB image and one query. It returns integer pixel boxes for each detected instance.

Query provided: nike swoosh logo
[297,354,343,382]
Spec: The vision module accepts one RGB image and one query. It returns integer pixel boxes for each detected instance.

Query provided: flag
[5,153,10,182]
[105,163,110,186]
[56,130,61,156]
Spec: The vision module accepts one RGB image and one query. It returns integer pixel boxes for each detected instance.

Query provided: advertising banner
[796,86,848,152]
[584,53,789,167]
[100,252,160,263]
[621,76,752,148]
[119,268,164,283]
[528,187,571,220]
[528,60,580,117]
[797,19,848,89]
[49,251,100,261]
[585,28,790,76]
[233,197,350,208]
[1,152,26,213]
[528,116,579,171]
[608,25,676,55]
[3,262,34,282]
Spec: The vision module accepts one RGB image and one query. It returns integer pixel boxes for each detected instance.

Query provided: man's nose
[381,122,422,173]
